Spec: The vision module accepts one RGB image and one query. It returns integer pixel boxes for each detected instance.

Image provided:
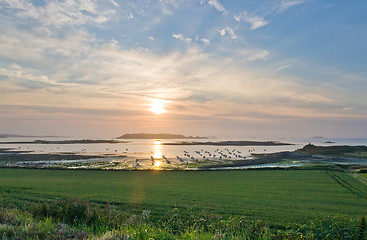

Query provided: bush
[0,207,88,239]
[30,199,129,229]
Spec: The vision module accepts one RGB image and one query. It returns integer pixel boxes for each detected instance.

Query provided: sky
[0,0,366,139]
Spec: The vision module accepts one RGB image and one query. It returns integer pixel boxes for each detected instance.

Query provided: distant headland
[117,133,207,139]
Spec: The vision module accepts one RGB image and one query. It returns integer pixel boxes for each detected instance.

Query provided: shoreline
[162,140,293,146]
[1,144,366,171]
[0,139,128,144]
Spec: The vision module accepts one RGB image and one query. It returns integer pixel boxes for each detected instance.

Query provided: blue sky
[0,0,366,138]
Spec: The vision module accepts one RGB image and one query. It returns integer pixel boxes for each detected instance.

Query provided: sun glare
[149,98,165,114]
[154,161,162,168]
[153,151,163,159]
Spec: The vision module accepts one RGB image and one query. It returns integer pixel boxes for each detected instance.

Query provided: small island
[117,133,207,139]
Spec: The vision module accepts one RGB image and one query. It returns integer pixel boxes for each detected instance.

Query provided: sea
[1,136,366,161]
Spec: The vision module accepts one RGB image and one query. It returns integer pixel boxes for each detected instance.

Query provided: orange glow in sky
[150,98,166,115]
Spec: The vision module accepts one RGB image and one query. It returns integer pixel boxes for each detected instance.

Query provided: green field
[1,168,367,227]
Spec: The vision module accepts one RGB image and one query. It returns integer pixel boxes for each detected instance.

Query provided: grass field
[1,168,367,228]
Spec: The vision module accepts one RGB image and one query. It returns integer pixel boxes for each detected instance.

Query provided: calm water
[1,137,366,160]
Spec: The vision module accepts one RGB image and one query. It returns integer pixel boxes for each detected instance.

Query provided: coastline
[0,139,128,144]
[1,144,366,171]
[162,140,293,146]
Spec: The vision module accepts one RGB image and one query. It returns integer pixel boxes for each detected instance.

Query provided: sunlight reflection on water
[153,140,162,159]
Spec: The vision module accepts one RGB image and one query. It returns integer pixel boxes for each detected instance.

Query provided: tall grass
[0,207,88,239]
[1,199,365,239]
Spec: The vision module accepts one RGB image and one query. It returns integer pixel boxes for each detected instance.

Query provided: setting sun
[149,98,166,114]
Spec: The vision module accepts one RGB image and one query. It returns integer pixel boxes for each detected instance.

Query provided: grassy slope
[0,169,367,227]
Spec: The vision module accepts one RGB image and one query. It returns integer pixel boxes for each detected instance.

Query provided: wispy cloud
[234,11,269,30]
[241,49,271,61]
[201,38,210,45]
[201,0,227,14]
[234,0,305,30]
[127,12,134,19]
[110,0,119,8]
[157,0,180,15]
[1,0,117,28]
[275,65,290,71]
[245,16,269,30]
[277,0,305,13]
[217,27,237,39]
[172,33,192,43]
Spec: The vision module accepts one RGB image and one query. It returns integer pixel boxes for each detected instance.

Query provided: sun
[149,98,166,114]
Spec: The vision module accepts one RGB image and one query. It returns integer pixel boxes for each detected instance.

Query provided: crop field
[1,168,367,227]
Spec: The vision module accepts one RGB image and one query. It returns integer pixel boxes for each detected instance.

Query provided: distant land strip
[162,141,293,146]
[0,139,128,144]
[117,133,207,139]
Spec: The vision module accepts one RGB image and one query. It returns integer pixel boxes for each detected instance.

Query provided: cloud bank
[0,0,366,138]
